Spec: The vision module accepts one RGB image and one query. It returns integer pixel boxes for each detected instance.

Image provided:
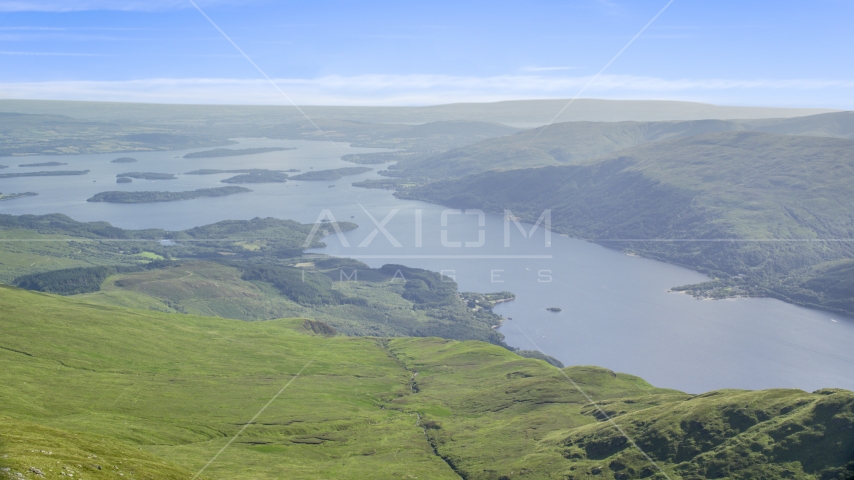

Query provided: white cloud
[521,66,582,72]
[0,74,852,106]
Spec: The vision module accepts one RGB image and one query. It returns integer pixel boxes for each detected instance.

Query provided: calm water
[2,138,852,393]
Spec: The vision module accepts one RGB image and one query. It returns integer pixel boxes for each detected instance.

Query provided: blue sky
[1,0,853,107]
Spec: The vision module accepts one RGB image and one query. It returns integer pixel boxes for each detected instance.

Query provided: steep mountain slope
[1,286,853,479]
[400,131,854,313]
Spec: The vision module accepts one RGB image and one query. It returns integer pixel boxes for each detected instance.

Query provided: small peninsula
[86,186,251,203]
[19,161,67,167]
[116,172,177,180]
[116,177,132,184]
[183,147,295,159]
[290,167,371,181]
[0,170,89,179]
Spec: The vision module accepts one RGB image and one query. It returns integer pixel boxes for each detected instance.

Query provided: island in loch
[116,172,177,180]
[0,170,89,179]
[86,186,251,203]
[0,192,38,202]
[184,169,290,184]
[19,161,67,167]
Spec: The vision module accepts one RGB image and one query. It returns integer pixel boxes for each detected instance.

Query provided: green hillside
[1,286,852,479]
[399,131,854,315]
[0,416,194,479]
[74,259,507,344]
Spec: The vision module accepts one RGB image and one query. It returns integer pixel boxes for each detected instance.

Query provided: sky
[1,0,853,108]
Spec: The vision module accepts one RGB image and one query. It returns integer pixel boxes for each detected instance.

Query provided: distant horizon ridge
[0,97,843,111]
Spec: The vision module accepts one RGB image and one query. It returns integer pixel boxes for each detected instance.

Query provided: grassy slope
[2,286,853,479]
[0,416,194,479]
[0,285,457,479]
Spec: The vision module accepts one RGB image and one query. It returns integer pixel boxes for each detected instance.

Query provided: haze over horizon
[1,0,854,108]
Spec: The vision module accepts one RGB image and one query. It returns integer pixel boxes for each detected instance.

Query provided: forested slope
[400,131,854,314]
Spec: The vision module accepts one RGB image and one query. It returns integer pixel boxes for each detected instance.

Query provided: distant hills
[387,111,854,180]
[0,111,231,156]
[0,98,835,126]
